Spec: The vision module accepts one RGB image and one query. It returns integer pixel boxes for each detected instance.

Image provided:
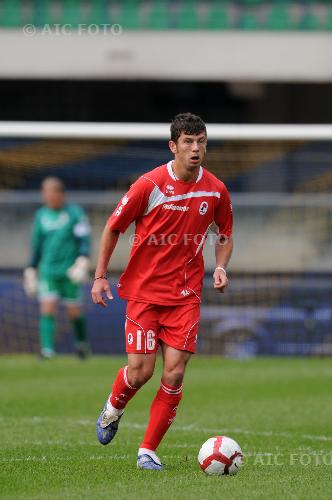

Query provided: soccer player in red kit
[91,113,233,470]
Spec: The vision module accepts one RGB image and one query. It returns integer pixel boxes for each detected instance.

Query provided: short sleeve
[214,183,233,239]
[72,205,91,238]
[108,176,152,233]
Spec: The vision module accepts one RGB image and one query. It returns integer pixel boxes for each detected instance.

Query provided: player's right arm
[91,227,119,307]
[91,176,152,307]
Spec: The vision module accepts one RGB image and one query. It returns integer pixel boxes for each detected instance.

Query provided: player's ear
[169,140,177,155]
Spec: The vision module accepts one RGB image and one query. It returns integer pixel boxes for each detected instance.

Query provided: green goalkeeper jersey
[29,203,91,278]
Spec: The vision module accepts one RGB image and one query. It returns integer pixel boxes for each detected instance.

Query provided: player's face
[169,131,207,170]
[42,186,65,209]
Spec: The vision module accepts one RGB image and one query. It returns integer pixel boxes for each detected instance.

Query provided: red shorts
[125,301,201,354]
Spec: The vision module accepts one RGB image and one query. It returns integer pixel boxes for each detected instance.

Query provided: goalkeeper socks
[109,366,139,410]
[39,314,55,356]
[140,381,183,451]
[71,316,87,342]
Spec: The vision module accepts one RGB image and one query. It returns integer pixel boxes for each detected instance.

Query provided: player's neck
[172,160,200,182]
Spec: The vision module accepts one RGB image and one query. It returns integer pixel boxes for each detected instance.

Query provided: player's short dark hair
[170,113,206,143]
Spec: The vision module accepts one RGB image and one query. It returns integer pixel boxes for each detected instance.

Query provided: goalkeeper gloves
[67,256,90,284]
[23,267,38,297]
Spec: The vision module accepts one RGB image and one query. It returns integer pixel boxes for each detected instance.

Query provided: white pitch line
[0,455,188,463]
[1,417,331,443]
[122,423,332,443]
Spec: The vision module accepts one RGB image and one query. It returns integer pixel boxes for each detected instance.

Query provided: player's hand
[67,256,90,284]
[23,267,38,297]
[213,266,229,293]
[91,278,113,307]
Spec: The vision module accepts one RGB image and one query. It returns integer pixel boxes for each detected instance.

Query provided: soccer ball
[198,436,243,475]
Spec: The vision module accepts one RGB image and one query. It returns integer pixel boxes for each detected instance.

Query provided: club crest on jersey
[199,201,208,215]
[166,184,175,195]
[127,333,133,345]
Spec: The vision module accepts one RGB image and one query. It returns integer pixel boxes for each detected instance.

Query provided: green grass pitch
[1,356,331,499]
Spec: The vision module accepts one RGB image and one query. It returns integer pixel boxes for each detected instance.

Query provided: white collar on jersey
[167,160,203,183]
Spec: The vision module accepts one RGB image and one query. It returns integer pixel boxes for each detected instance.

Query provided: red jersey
[108,161,233,305]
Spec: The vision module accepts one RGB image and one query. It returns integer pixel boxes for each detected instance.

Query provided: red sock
[109,366,139,410]
[140,381,183,451]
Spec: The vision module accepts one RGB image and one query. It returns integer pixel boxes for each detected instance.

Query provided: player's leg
[108,353,156,413]
[137,345,191,470]
[137,303,200,470]
[62,277,89,358]
[38,276,59,358]
[97,353,156,445]
[97,300,159,445]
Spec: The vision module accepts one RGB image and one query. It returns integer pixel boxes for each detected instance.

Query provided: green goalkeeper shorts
[38,275,82,304]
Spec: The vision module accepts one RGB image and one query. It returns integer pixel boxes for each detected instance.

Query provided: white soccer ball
[198,436,243,475]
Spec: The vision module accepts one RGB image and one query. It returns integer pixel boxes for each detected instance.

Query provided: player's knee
[128,366,154,388]
[40,301,57,316]
[163,368,185,387]
[66,305,82,319]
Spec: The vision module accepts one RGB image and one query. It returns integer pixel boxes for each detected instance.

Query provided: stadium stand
[0,1,331,31]
[1,137,332,192]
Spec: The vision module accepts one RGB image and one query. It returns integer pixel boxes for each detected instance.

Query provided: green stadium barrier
[176,1,201,30]
[59,0,82,27]
[266,4,293,30]
[30,0,53,27]
[0,0,330,32]
[205,4,230,30]
[87,0,110,26]
[145,1,170,30]
[0,0,22,28]
[326,6,332,31]
[238,12,260,30]
[241,0,262,5]
[116,0,141,30]
[299,12,321,31]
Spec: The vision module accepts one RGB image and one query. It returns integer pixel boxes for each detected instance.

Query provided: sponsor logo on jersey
[199,201,208,215]
[41,212,69,231]
[180,289,190,296]
[162,204,189,212]
[165,184,175,195]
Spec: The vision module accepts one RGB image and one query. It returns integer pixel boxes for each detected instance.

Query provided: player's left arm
[213,183,233,293]
[214,236,233,293]
[67,206,91,283]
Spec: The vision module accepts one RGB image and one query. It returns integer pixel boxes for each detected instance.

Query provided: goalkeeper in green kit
[23,177,91,359]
